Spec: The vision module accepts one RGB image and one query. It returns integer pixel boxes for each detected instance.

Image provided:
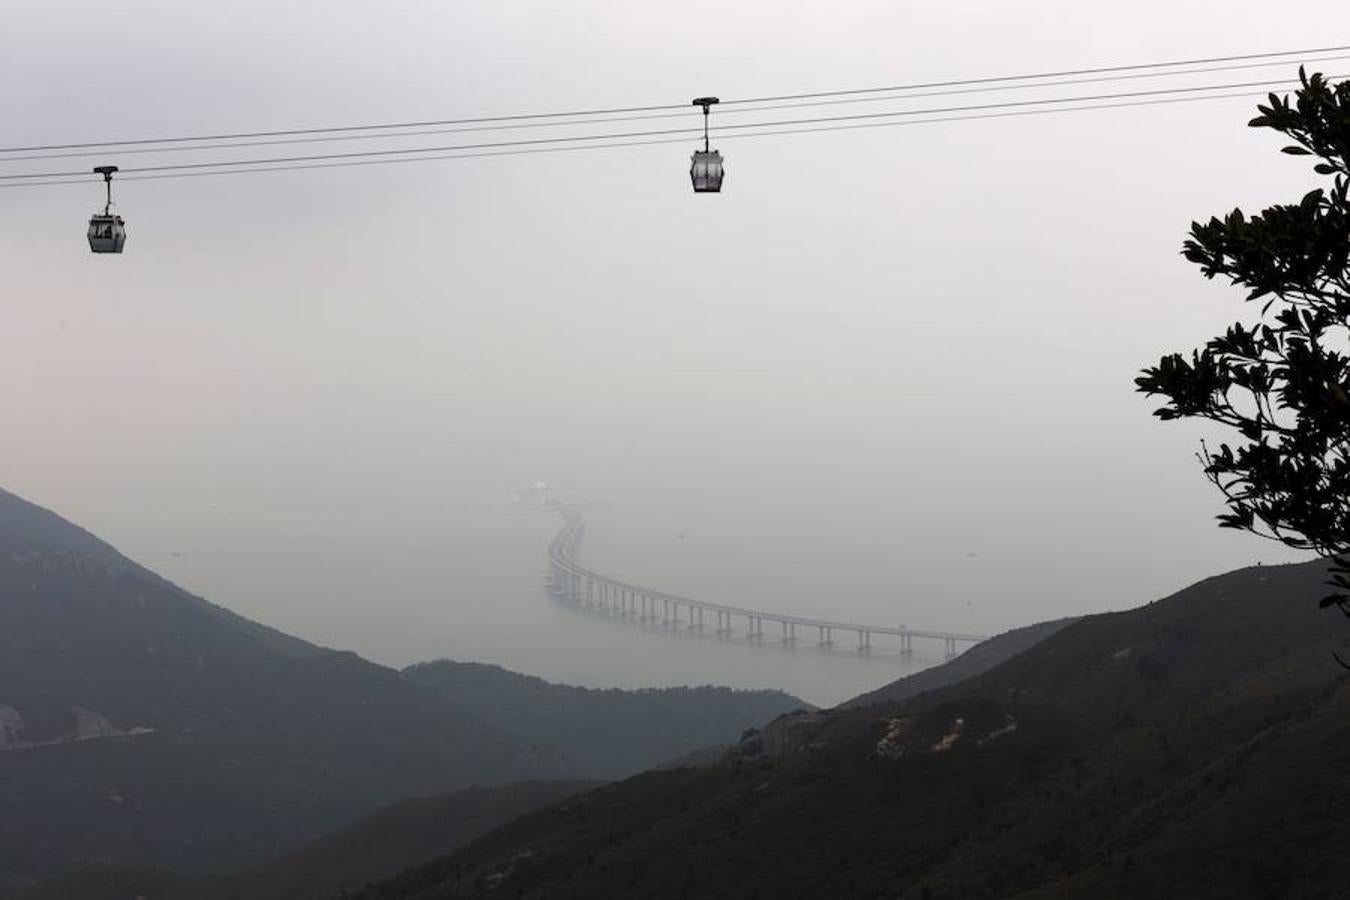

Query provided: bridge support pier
[543,504,983,659]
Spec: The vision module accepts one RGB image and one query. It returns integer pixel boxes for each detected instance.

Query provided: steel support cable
[6,54,1349,165]
[0,87,1293,190]
[716,43,1350,104]
[1,43,1344,155]
[0,74,1326,182]
[0,102,693,155]
[708,53,1350,115]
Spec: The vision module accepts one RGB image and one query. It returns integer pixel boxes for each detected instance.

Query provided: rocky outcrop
[734,709,836,759]
[872,699,1017,760]
[0,704,23,749]
[0,703,151,751]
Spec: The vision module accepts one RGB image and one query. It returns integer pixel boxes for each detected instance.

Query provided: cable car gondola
[690,97,724,193]
[87,165,126,254]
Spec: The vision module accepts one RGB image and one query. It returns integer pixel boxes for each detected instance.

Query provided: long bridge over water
[543,502,985,660]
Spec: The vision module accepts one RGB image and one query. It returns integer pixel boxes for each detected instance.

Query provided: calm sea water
[131,492,958,707]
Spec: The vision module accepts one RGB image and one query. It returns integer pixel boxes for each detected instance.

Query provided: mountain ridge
[0,485,813,889]
[0,486,565,879]
[341,559,1350,900]
[403,659,809,779]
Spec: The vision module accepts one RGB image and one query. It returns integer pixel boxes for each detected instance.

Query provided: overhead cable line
[0,101,693,155]
[706,54,1350,115]
[6,54,1350,165]
[717,43,1350,104]
[1,43,1344,156]
[0,74,1326,182]
[0,86,1303,190]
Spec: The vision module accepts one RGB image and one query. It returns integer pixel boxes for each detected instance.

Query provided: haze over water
[3,1,1332,707]
[79,477,1297,708]
[101,489,942,707]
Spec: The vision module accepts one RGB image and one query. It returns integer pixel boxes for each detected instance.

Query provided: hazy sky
[2,3,1342,703]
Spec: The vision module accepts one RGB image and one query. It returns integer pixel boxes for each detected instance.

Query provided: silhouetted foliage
[1137,70,1350,618]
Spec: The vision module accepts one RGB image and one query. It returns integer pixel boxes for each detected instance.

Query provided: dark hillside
[0,487,317,658]
[346,561,1350,900]
[6,781,600,900]
[403,660,809,778]
[656,617,1077,771]
[0,488,564,880]
[1012,676,1350,899]
[217,780,599,900]
[843,616,1079,709]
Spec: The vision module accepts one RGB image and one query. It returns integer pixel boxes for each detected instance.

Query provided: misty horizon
[2,1,1333,706]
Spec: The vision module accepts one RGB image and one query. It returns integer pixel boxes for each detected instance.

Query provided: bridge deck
[545,503,986,647]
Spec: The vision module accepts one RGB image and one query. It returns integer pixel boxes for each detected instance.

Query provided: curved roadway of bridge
[545,502,985,659]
